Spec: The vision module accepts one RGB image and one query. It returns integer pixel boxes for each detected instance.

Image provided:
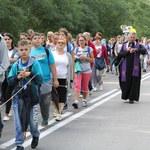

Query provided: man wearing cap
[118,32,146,104]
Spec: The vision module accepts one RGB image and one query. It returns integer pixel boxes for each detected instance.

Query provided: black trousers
[56,79,67,103]
[1,78,14,114]
[0,111,3,130]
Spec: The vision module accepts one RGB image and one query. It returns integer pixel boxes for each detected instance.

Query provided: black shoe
[72,102,78,109]
[0,100,4,105]
[63,103,68,110]
[16,146,24,150]
[106,68,109,72]
[129,100,134,104]
[31,136,39,149]
[143,69,146,72]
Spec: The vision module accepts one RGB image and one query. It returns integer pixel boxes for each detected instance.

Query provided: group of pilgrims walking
[0,27,149,150]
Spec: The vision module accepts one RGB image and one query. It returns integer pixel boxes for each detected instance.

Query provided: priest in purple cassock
[118,32,146,104]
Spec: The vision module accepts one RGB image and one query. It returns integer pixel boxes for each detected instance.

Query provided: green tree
[0,0,150,40]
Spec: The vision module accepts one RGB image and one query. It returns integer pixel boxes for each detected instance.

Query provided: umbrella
[51,86,59,113]
[18,86,31,134]
[74,61,82,76]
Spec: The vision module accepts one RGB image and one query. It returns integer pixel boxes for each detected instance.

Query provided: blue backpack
[67,43,72,54]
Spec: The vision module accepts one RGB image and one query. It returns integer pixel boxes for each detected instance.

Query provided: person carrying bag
[95,57,105,71]
[92,35,109,91]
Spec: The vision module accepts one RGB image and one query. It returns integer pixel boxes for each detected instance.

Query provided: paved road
[1,69,150,150]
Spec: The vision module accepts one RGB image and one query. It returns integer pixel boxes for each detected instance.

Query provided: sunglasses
[58,41,65,44]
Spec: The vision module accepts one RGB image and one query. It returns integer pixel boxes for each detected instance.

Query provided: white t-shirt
[8,50,13,58]
[52,51,68,78]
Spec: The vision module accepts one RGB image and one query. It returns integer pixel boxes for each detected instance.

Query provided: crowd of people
[0,28,149,150]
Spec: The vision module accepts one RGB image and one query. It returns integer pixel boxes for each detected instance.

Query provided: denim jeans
[12,95,40,146]
[92,64,102,88]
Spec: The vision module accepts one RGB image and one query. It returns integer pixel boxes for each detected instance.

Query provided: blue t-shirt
[30,46,55,82]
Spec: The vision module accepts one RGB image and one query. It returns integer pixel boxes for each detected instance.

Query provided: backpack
[67,42,72,54]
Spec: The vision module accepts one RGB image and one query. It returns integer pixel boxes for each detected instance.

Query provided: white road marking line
[89,89,118,103]
[0,112,72,149]
[11,90,121,150]
[141,74,150,82]
[5,72,150,149]
[141,72,150,78]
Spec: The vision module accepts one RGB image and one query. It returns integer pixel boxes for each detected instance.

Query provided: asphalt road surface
[1,69,150,150]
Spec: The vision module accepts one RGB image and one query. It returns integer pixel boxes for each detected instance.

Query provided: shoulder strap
[87,46,91,57]
[76,47,79,54]
[67,42,69,52]
[45,48,49,58]
[44,48,50,64]
[67,43,72,54]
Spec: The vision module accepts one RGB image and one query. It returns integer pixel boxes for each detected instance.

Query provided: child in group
[7,40,43,150]
[30,32,59,127]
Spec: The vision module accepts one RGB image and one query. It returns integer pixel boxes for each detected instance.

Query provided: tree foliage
[0,0,150,42]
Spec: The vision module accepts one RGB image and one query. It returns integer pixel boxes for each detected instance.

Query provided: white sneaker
[3,116,10,121]
[93,87,97,92]
[82,100,87,107]
[67,93,71,97]
[89,90,93,95]
[53,112,57,117]
[55,114,61,121]
[99,84,103,91]
[53,109,58,117]
[8,110,13,117]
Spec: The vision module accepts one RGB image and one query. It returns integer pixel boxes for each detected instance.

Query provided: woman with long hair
[72,35,94,109]
[2,33,19,121]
